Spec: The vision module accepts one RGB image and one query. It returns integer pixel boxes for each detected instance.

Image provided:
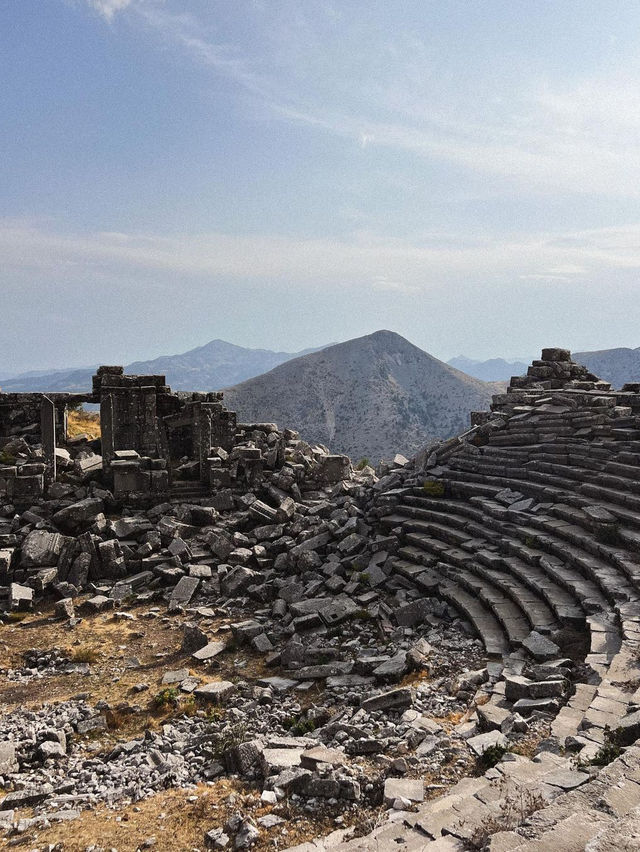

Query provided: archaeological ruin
[2,349,640,850]
[0,365,349,507]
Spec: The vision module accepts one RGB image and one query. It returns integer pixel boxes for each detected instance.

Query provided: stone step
[403,493,612,620]
[395,501,587,630]
[404,531,472,568]
[446,470,568,503]
[323,751,613,852]
[596,470,640,495]
[389,556,509,657]
[497,555,585,626]
[581,481,640,513]
[447,568,536,645]
[513,518,640,606]
[475,564,557,634]
[392,517,559,647]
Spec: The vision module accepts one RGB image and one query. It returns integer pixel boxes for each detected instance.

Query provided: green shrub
[590,740,621,766]
[284,714,316,736]
[153,687,180,709]
[353,608,374,621]
[422,480,445,497]
[476,743,507,771]
[355,458,370,470]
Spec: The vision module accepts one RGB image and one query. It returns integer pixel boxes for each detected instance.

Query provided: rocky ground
[0,591,505,851]
[0,422,603,852]
[0,440,549,851]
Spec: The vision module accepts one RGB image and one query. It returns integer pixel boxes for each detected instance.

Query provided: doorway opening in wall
[165,421,199,481]
[66,401,101,441]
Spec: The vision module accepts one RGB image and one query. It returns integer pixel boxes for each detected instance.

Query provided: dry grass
[67,407,101,440]
[19,781,340,851]
[15,780,360,851]
[71,644,100,664]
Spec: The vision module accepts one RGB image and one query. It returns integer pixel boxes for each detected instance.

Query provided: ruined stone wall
[95,366,173,465]
[0,393,81,446]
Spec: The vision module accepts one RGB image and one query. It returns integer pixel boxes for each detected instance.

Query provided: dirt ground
[0,602,494,851]
[14,781,358,851]
[0,601,370,851]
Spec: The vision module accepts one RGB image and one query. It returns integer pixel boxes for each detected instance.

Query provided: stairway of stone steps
[381,477,640,750]
[315,746,640,852]
[314,359,640,852]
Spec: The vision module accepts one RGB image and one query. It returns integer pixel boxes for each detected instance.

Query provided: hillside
[574,346,640,388]
[0,340,328,393]
[223,330,496,461]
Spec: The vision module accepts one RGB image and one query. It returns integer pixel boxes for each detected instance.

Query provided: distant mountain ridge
[573,347,640,389]
[0,340,330,393]
[449,347,640,388]
[447,355,530,382]
[224,330,497,461]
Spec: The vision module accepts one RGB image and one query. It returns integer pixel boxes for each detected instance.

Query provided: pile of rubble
[3,350,640,850]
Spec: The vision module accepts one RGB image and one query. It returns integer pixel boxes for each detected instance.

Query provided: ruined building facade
[0,366,239,503]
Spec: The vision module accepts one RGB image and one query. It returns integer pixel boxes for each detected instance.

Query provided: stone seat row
[381,486,640,745]
[313,746,640,852]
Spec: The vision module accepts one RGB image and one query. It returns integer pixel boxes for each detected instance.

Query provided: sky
[2,0,640,372]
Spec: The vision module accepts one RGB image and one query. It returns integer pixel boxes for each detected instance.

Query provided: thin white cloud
[86,0,134,21]
[116,5,640,199]
[3,219,640,290]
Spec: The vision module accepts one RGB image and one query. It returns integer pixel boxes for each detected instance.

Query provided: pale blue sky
[2,0,640,371]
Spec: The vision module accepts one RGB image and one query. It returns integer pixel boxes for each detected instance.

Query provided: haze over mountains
[0,340,326,394]
[224,330,496,461]
[4,333,640,461]
[447,355,529,382]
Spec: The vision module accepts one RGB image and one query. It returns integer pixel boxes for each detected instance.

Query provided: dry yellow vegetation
[67,406,101,439]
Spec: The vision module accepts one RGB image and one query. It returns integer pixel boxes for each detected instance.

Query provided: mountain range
[447,355,529,382]
[0,340,326,393]
[7,333,640,461]
[224,330,497,461]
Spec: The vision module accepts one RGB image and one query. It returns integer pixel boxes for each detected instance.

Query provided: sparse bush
[423,480,445,497]
[468,782,545,849]
[0,451,16,465]
[152,686,180,709]
[358,572,371,585]
[182,695,198,716]
[71,645,99,664]
[355,458,370,471]
[205,705,224,722]
[524,535,536,548]
[211,721,248,760]
[476,743,507,771]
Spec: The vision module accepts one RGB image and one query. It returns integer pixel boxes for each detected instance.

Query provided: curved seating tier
[380,414,640,751]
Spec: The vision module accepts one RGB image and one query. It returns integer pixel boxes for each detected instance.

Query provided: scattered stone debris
[2,350,640,849]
